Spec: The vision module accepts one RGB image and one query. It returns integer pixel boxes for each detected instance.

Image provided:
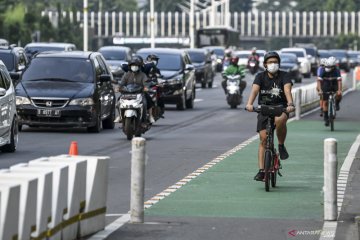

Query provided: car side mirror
[100,74,112,83]
[17,65,26,71]
[0,88,6,97]
[185,64,194,71]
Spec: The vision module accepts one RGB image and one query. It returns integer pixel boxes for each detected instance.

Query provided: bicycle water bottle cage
[260,105,284,117]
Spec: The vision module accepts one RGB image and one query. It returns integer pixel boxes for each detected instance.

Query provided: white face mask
[130,65,139,72]
[152,60,158,65]
[267,63,279,74]
[325,67,332,72]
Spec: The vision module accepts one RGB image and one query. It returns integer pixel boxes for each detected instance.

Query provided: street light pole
[150,0,155,48]
[83,0,88,51]
[190,0,195,48]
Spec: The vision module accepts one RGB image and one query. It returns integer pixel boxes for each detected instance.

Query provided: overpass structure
[43,10,360,48]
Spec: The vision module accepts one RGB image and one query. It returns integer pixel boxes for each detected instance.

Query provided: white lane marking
[319,134,360,240]
[87,214,130,240]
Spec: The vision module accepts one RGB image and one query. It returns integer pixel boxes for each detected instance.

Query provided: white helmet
[325,56,337,67]
[320,58,327,66]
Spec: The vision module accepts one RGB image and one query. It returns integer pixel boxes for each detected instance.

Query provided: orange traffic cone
[69,141,79,155]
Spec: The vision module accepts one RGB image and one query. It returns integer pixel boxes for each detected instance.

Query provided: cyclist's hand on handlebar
[337,90,342,96]
[245,104,254,112]
[318,90,323,96]
[286,105,295,113]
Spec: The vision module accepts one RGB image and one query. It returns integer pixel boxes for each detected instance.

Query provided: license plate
[36,109,61,117]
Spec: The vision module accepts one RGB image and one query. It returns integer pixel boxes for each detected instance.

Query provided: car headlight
[341,58,347,62]
[69,98,94,106]
[292,65,299,71]
[167,78,182,85]
[16,96,31,105]
[109,65,122,73]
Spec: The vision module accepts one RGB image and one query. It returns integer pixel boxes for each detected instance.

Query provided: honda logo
[45,101,53,107]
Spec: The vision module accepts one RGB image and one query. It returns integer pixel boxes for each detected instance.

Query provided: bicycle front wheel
[264,150,272,192]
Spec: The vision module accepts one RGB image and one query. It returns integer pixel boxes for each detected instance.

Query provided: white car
[234,50,251,66]
[0,60,18,152]
[280,47,311,78]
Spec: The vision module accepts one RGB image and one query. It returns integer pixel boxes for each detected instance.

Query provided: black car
[279,53,302,83]
[0,45,29,85]
[202,46,225,72]
[329,49,350,72]
[98,46,132,81]
[186,48,214,88]
[15,51,116,132]
[137,48,196,110]
[24,42,77,59]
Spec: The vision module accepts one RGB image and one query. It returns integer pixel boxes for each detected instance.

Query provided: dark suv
[98,46,132,81]
[137,48,196,110]
[186,48,214,88]
[15,51,116,132]
[0,45,29,85]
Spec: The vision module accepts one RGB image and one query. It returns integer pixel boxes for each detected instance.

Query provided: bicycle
[252,105,287,192]
[324,91,337,131]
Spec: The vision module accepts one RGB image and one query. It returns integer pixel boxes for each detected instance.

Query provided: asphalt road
[0,70,318,224]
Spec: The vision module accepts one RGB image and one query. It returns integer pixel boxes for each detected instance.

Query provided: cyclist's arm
[284,82,294,106]
[246,84,260,111]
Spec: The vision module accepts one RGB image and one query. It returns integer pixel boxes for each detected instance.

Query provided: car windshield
[319,51,331,58]
[25,46,65,55]
[304,48,317,56]
[0,52,14,71]
[188,51,206,63]
[280,55,297,63]
[348,52,360,59]
[138,53,182,71]
[212,48,224,56]
[99,50,127,61]
[235,53,250,58]
[22,57,94,83]
[330,51,347,58]
[281,51,305,57]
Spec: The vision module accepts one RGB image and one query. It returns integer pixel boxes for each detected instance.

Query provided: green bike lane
[145,120,360,220]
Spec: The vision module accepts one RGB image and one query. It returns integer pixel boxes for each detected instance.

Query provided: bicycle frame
[325,91,336,131]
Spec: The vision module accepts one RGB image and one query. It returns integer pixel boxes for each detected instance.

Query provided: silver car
[0,60,18,152]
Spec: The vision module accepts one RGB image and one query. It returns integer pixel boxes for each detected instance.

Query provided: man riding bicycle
[246,51,295,181]
[317,56,342,126]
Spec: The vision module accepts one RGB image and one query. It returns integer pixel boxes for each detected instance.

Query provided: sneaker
[320,109,323,117]
[278,144,289,160]
[254,170,265,181]
[114,116,121,123]
[336,103,340,111]
[149,115,155,124]
[324,119,330,126]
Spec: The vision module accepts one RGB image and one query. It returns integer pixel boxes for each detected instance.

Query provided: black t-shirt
[253,70,292,105]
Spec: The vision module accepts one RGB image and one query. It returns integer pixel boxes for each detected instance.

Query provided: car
[15,51,116,132]
[279,53,302,83]
[98,46,132,82]
[280,47,311,78]
[294,43,319,75]
[24,42,77,59]
[329,49,350,72]
[202,46,225,72]
[234,50,251,67]
[0,45,29,85]
[0,38,9,47]
[347,51,360,68]
[185,48,214,88]
[0,60,18,152]
[137,48,196,110]
[318,49,332,60]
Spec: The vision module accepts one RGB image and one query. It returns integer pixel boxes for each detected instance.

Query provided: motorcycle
[145,72,165,121]
[248,59,259,75]
[118,84,151,140]
[225,74,243,109]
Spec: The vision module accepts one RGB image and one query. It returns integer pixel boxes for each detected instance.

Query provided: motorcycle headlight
[16,96,31,105]
[216,59,222,63]
[69,98,94,106]
[292,65,298,71]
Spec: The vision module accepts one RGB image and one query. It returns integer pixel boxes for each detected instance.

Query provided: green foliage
[334,34,360,50]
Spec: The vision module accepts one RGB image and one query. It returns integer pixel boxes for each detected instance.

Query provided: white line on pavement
[87,214,130,240]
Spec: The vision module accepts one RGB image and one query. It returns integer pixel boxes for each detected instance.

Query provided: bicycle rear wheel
[329,98,335,131]
[264,150,272,192]
[271,154,279,187]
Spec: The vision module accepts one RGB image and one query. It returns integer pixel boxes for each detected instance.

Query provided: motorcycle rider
[221,57,246,95]
[118,58,155,124]
[247,47,260,71]
[246,51,295,181]
[317,56,342,126]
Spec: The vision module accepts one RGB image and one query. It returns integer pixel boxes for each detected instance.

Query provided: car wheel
[1,117,18,153]
[176,90,186,110]
[18,124,22,132]
[87,110,102,133]
[102,104,115,129]
[186,87,195,109]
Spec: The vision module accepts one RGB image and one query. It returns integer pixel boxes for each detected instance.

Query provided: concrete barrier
[47,156,87,240]
[10,164,53,240]
[28,159,69,240]
[55,155,109,237]
[0,182,21,240]
[0,173,38,240]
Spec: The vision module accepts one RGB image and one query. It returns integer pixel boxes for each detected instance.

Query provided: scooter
[225,74,242,109]
[119,84,151,140]
[248,59,259,75]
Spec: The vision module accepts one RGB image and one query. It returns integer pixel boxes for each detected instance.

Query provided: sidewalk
[104,90,360,240]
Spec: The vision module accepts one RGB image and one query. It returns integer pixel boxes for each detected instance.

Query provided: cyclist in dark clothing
[246,51,295,181]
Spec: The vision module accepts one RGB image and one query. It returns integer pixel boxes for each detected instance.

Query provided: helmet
[252,47,257,54]
[230,57,239,66]
[263,51,281,66]
[320,58,327,66]
[132,55,144,65]
[146,54,159,61]
[325,56,337,67]
[225,49,232,57]
[128,58,142,66]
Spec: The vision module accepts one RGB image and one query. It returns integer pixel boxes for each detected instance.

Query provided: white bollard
[295,88,302,120]
[28,159,69,240]
[0,173,38,240]
[10,164,53,240]
[0,182,20,240]
[130,137,146,223]
[324,138,338,221]
[48,155,87,240]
